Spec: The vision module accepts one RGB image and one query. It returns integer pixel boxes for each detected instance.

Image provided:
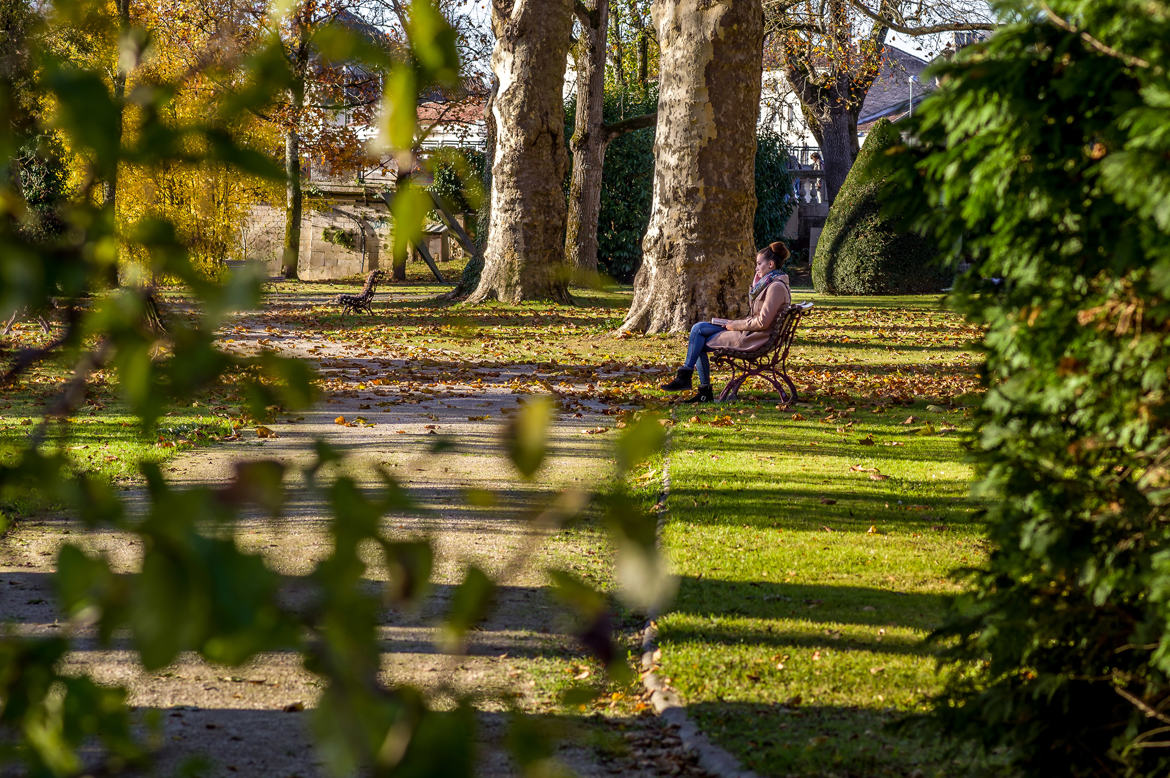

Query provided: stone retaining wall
[241,187,466,280]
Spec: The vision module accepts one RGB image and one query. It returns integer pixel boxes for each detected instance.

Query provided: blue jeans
[683,322,725,386]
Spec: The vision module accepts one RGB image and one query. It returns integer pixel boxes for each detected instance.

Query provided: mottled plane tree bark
[466,0,575,303]
[620,0,763,334]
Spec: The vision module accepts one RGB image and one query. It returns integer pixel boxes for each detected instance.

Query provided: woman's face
[755,252,775,277]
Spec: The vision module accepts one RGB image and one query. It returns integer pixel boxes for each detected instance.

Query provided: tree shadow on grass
[683,701,997,778]
[670,577,943,628]
[668,484,976,533]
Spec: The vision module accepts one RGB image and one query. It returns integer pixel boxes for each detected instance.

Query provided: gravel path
[1,308,711,777]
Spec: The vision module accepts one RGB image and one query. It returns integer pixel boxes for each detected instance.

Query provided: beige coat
[706,275,791,352]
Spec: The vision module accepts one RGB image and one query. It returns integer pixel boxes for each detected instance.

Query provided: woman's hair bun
[768,240,791,262]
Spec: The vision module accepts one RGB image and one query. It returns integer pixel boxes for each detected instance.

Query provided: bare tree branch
[849,0,996,36]
[601,110,656,143]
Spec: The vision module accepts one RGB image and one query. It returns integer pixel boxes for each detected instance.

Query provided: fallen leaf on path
[255,426,277,439]
[334,416,346,425]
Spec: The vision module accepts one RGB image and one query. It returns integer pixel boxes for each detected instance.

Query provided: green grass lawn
[0,324,237,531]
[4,277,990,773]
[648,296,993,777]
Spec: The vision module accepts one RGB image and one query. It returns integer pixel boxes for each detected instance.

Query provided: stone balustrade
[788,169,826,205]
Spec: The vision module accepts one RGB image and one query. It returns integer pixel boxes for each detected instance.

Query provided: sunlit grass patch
[248,285,981,411]
[656,400,991,775]
[0,329,237,527]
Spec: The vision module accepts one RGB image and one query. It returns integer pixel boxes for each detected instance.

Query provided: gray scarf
[749,269,787,305]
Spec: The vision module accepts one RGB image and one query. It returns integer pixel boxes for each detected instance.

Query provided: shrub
[321,226,356,251]
[753,129,794,255]
[812,119,950,294]
[888,3,1170,774]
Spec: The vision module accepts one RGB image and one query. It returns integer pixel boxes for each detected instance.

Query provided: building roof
[417,98,487,126]
[857,46,933,123]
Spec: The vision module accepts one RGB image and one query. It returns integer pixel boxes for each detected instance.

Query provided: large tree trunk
[282,34,309,280]
[809,98,860,203]
[101,0,131,289]
[282,127,302,279]
[564,0,609,279]
[467,0,574,304]
[620,0,763,334]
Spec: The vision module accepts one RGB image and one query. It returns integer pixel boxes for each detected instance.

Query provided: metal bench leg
[718,369,747,402]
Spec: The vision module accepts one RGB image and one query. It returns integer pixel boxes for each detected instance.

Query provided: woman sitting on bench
[661,241,792,403]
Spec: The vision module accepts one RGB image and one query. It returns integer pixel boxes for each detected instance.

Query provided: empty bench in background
[709,301,814,405]
[333,270,386,316]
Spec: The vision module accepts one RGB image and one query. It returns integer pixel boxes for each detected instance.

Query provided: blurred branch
[1038,2,1152,70]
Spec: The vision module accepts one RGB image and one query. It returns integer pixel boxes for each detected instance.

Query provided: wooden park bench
[709,301,814,405]
[333,269,386,316]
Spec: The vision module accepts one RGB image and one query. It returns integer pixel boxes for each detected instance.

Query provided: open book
[710,317,730,326]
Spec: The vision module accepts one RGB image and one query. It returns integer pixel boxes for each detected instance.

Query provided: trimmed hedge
[890,4,1170,774]
[812,119,950,294]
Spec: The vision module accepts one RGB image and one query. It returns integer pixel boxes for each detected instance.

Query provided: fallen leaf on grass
[867,525,882,534]
[869,471,889,480]
[857,434,875,445]
[819,497,836,505]
[902,415,917,425]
